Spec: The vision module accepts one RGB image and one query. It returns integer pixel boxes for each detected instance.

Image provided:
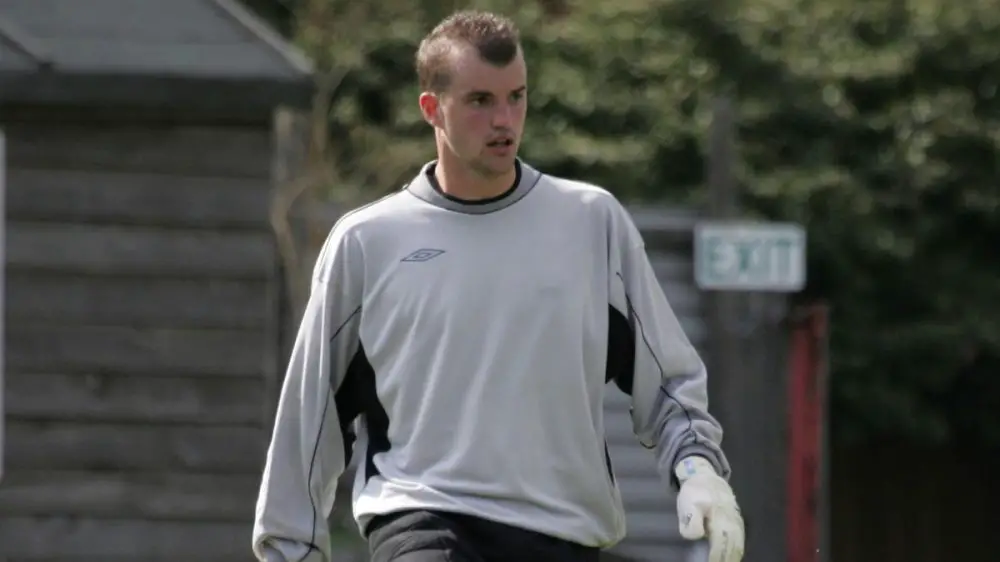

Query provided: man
[253,10,744,562]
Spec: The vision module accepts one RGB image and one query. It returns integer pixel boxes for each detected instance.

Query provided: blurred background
[1,0,997,561]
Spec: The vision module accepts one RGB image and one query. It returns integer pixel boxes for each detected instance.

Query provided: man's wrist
[674,455,717,484]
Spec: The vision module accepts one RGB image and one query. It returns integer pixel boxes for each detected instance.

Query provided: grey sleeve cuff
[666,443,732,490]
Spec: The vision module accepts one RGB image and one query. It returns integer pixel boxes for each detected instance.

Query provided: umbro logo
[401,249,446,262]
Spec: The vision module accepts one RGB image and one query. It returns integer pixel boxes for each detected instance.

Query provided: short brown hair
[415,10,521,93]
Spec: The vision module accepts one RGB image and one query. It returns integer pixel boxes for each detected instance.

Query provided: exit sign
[694,221,806,292]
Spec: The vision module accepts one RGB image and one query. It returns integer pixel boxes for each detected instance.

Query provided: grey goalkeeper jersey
[253,160,730,562]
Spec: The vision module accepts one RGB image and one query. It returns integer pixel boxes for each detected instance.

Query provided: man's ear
[419,92,441,127]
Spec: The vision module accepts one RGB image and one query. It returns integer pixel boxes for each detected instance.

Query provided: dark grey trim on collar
[406,159,543,215]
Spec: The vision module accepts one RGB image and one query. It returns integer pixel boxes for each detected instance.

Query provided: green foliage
[250,0,1000,448]
[702,0,1000,448]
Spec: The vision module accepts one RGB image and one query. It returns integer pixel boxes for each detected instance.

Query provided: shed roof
[0,0,314,114]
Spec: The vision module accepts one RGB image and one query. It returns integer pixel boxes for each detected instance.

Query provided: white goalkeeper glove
[674,456,745,562]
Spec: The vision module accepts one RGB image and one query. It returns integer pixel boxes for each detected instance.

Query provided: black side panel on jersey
[606,304,636,395]
[604,304,636,486]
[334,343,390,478]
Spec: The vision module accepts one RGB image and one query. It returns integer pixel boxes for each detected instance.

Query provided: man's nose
[491,104,514,128]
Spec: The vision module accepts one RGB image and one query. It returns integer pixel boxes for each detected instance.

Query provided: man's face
[421,44,527,178]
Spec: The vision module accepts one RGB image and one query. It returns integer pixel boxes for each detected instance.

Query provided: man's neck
[434,156,517,202]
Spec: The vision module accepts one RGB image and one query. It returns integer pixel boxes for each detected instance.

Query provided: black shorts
[365,509,602,562]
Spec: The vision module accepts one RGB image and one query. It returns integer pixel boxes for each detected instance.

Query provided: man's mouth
[487,138,513,147]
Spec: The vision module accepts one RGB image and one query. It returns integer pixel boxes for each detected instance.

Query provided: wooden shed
[0,1,312,560]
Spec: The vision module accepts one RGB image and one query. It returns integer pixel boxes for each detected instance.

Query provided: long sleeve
[252,225,364,562]
[609,212,731,490]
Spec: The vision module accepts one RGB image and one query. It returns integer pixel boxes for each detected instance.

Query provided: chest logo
[401,249,446,262]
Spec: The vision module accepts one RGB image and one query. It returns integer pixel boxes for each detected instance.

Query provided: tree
[676,0,1000,447]
[249,0,1000,452]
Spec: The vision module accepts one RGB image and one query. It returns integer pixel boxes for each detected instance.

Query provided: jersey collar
[406,159,542,215]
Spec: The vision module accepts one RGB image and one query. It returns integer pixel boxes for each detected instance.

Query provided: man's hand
[674,456,745,562]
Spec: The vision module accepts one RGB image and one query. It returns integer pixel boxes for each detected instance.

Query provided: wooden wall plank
[0,517,253,560]
[605,442,665,480]
[5,422,263,472]
[6,222,274,278]
[0,118,287,561]
[618,476,674,512]
[6,168,271,228]
[610,542,689,562]
[0,471,257,521]
[3,122,272,178]
[7,325,267,377]
[6,373,263,425]
[6,273,269,329]
[0,118,288,561]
